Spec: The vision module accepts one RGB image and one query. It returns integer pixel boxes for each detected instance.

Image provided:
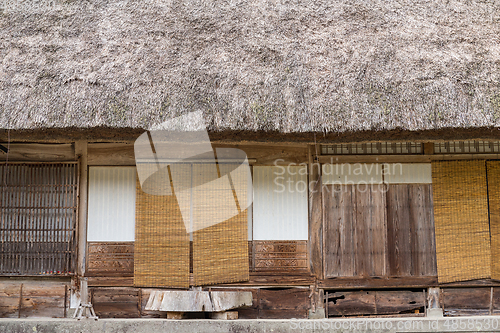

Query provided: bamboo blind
[192,163,249,285]
[431,160,491,283]
[134,166,190,288]
[487,161,500,280]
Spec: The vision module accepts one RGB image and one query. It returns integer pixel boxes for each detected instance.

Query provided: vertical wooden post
[308,144,323,279]
[75,141,88,277]
[423,142,434,155]
[308,144,325,318]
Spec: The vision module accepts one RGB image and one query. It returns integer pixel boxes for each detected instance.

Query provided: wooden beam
[75,141,88,277]
[319,153,500,164]
[318,277,438,289]
[87,143,135,166]
[308,145,323,279]
[0,143,74,161]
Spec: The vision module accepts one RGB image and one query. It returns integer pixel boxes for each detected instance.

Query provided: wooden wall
[326,290,426,317]
[323,184,437,279]
[88,286,310,319]
[0,279,69,318]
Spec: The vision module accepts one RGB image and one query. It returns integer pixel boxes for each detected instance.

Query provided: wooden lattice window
[0,163,78,275]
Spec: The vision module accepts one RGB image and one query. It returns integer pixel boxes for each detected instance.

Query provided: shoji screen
[87,167,136,242]
[252,166,308,271]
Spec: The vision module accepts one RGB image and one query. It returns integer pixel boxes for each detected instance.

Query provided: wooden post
[75,141,88,277]
[308,144,325,318]
[308,144,323,279]
[423,142,434,155]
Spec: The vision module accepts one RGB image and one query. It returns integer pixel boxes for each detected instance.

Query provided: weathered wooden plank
[319,276,438,289]
[375,290,424,314]
[387,185,412,277]
[86,242,134,277]
[355,188,369,277]
[0,144,74,162]
[324,185,353,278]
[309,149,323,278]
[327,291,377,316]
[258,288,310,311]
[371,187,387,277]
[91,287,140,318]
[443,288,491,312]
[87,143,136,166]
[327,290,424,317]
[409,185,437,276]
[323,185,340,277]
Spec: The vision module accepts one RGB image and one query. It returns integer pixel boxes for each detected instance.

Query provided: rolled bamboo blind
[134,166,190,288]
[487,161,500,280]
[431,160,491,283]
[192,163,249,285]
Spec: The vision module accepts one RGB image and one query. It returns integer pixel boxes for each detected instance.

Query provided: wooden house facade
[1,0,500,320]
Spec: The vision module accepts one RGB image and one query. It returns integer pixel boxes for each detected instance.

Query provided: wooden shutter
[431,160,491,283]
[324,184,387,277]
[386,184,436,277]
[134,167,190,288]
[487,161,500,280]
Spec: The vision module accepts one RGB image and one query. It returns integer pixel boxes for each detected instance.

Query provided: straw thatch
[0,0,499,136]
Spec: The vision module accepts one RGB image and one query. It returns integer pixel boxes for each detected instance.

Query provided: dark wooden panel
[443,288,491,316]
[327,290,424,317]
[327,291,376,316]
[253,241,308,272]
[91,287,140,318]
[387,184,436,277]
[375,290,425,314]
[258,288,309,319]
[86,242,134,277]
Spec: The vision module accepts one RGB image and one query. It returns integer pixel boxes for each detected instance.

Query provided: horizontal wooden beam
[319,153,500,164]
[0,143,74,162]
[319,277,438,289]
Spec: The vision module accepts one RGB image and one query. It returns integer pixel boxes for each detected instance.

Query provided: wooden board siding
[326,290,425,317]
[86,242,134,277]
[324,184,436,279]
[0,280,69,318]
[386,185,436,277]
[87,240,307,280]
[323,184,387,278]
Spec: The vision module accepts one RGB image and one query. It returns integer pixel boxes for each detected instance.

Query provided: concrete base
[426,308,444,318]
[308,308,325,319]
[3,316,500,333]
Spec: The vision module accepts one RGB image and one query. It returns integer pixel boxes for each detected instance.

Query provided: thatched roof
[1,0,499,138]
